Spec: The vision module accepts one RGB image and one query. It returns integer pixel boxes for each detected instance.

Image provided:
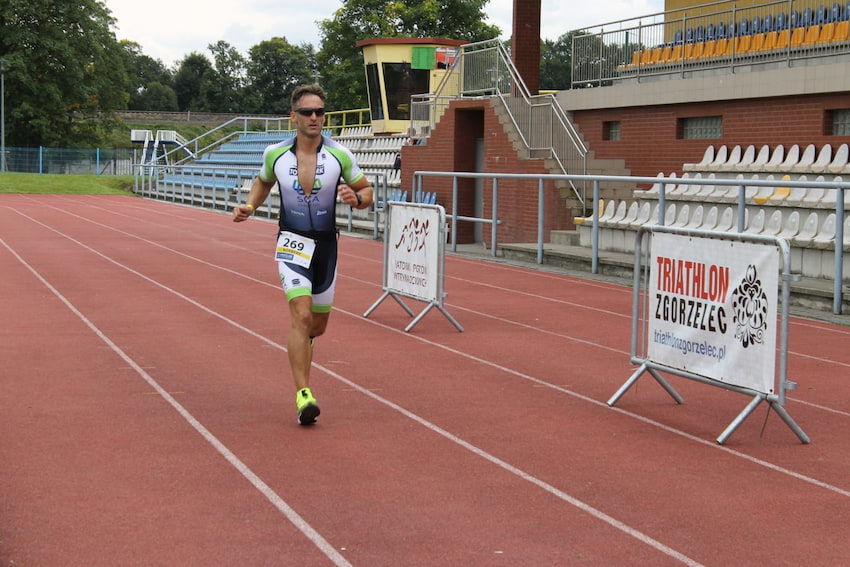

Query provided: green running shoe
[296,387,320,425]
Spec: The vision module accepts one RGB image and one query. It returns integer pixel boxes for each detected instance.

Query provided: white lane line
[10,212,703,566]
[0,236,352,567]
[18,206,850,486]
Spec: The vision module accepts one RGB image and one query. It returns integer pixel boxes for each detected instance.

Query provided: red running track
[1,194,849,566]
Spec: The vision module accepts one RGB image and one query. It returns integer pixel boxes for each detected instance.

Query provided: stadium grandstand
[135,0,850,310]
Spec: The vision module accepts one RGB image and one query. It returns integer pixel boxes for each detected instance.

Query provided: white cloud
[104,0,664,66]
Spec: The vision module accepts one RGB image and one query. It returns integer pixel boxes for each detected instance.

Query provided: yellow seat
[734,34,752,54]
[802,24,821,46]
[713,38,730,57]
[817,22,836,44]
[834,21,850,42]
[687,41,705,60]
[754,175,792,205]
[649,47,663,64]
[750,32,766,52]
[790,27,806,47]
[701,39,717,58]
[639,48,653,66]
[776,29,791,50]
[656,45,673,65]
[762,30,779,51]
[683,43,694,60]
[669,44,683,63]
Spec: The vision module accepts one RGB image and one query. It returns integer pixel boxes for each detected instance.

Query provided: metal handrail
[411,38,589,206]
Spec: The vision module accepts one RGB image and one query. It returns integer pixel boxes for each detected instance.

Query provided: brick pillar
[512,0,541,95]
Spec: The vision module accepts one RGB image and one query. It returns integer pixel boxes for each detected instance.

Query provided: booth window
[365,63,384,120]
[382,63,430,120]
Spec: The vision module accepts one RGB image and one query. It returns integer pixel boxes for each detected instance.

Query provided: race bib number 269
[274,231,316,268]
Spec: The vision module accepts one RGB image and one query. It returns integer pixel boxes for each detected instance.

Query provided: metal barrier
[608,225,809,445]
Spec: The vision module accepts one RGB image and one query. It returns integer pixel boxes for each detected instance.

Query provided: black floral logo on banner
[731,265,768,348]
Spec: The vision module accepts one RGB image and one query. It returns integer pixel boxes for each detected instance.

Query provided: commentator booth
[356,38,466,135]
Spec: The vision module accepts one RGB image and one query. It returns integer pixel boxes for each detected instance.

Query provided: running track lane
[1,195,849,566]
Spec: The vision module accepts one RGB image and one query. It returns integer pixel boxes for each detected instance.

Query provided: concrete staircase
[490,99,634,223]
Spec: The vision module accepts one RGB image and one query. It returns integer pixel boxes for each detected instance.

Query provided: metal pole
[1,57,5,173]
[537,178,544,264]
[491,178,498,257]
[834,187,845,314]
[591,180,600,274]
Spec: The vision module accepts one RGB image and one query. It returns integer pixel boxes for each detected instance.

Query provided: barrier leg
[647,367,684,404]
[608,363,648,406]
[716,394,763,445]
[436,304,464,332]
[770,402,811,444]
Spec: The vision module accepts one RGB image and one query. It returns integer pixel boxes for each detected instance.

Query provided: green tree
[135,81,178,111]
[198,40,247,112]
[317,0,500,111]
[0,0,129,147]
[172,52,213,111]
[540,32,576,91]
[246,38,317,115]
[120,40,173,109]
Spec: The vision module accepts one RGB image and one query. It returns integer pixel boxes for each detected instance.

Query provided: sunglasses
[294,107,326,117]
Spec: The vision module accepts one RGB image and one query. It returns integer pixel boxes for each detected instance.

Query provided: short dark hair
[291,84,326,110]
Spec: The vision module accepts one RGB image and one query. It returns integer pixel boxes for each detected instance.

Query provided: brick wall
[572,93,850,183]
[401,99,574,245]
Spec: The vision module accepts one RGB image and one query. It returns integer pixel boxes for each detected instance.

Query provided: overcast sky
[104,0,665,67]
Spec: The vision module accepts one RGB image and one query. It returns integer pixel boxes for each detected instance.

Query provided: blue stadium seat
[751,16,761,34]
[830,2,841,22]
[716,21,727,38]
[706,23,715,40]
[674,29,683,44]
[685,27,695,43]
[815,4,827,24]
[763,14,773,32]
[845,1,850,20]
[696,25,705,42]
[738,18,749,36]
[791,10,800,28]
[775,12,787,30]
[802,7,813,27]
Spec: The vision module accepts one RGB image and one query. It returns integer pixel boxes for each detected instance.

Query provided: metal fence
[572,0,850,87]
[2,147,136,175]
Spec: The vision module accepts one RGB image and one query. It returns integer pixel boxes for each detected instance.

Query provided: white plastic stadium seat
[686,205,705,229]
[717,145,743,172]
[734,145,757,172]
[672,204,691,228]
[706,145,729,171]
[777,210,801,240]
[746,145,771,173]
[777,144,801,172]
[809,144,833,174]
[793,212,820,246]
[762,144,785,172]
[621,201,640,226]
[702,206,719,230]
[762,210,784,236]
[716,207,736,232]
[827,143,849,175]
[791,144,817,173]
[800,175,826,206]
[746,208,766,234]
[684,145,715,172]
[813,213,837,247]
[630,201,653,228]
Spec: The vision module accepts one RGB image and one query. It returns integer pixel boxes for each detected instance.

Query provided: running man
[232,84,373,425]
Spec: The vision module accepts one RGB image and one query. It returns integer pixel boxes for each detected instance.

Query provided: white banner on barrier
[648,232,779,394]
[386,203,441,303]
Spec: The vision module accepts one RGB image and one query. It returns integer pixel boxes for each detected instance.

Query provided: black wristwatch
[355,192,363,207]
